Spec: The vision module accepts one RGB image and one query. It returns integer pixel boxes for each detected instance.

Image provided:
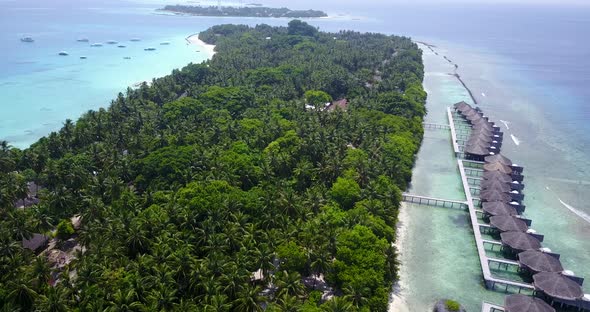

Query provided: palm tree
[146,287,178,311]
[276,294,300,312]
[343,285,369,308]
[106,289,142,312]
[233,284,265,312]
[7,278,38,311]
[37,286,70,312]
[203,294,231,312]
[31,257,52,288]
[275,271,304,298]
[321,297,355,312]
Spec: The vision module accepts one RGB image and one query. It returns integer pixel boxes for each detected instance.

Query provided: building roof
[480,189,512,202]
[326,99,348,111]
[485,154,513,166]
[504,294,555,312]
[484,162,513,174]
[480,180,512,192]
[464,144,490,156]
[454,101,472,111]
[482,201,518,216]
[501,231,542,251]
[533,272,584,301]
[483,171,513,183]
[518,250,564,273]
[22,233,49,252]
[490,215,529,232]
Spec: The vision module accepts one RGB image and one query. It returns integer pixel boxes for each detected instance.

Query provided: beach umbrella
[464,144,490,156]
[504,294,555,312]
[480,180,512,192]
[501,231,542,251]
[489,215,529,232]
[485,154,513,166]
[518,250,563,273]
[483,171,513,183]
[533,272,584,301]
[482,201,518,216]
[484,162,513,174]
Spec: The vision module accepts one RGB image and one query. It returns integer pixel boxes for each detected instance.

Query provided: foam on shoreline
[388,202,411,312]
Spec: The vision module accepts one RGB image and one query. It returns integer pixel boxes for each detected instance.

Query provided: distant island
[160,5,328,18]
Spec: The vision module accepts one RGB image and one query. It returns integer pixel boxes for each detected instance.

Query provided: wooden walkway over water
[402,193,468,209]
[449,109,535,294]
[423,122,451,130]
[481,302,504,312]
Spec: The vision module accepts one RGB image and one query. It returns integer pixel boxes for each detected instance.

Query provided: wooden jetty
[402,193,468,210]
[423,122,451,130]
[447,107,461,156]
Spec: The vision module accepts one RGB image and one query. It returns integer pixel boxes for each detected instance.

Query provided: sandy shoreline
[186,33,216,58]
[132,33,216,88]
[388,202,412,312]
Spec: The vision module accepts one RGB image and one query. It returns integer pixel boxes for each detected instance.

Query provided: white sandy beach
[186,33,216,58]
[388,202,412,312]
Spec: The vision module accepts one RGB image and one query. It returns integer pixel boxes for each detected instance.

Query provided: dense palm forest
[0,21,425,311]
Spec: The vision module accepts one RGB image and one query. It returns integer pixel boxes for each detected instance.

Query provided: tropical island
[0,20,425,311]
[160,5,328,18]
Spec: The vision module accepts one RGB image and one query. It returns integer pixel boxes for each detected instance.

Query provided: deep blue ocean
[1,0,589,309]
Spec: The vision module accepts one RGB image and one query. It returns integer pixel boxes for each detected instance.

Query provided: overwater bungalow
[484,162,513,174]
[486,154,512,166]
[533,272,584,301]
[504,294,555,312]
[517,250,563,274]
[482,201,519,216]
[500,231,542,252]
[480,189,513,203]
[464,145,491,161]
[454,101,472,111]
[489,215,529,232]
[481,179,512,192]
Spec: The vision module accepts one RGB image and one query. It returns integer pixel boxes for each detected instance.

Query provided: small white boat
[90,43,103,47]
[123,56,131,60]
[77,38,89,42]
[21,37,34,43]
[130,38,141,42]
[80,56,87,59]
[58,51,69,56]
[160,41,170,45]
[106,40,118,44]
[144,47,156,51]
[117,45,126,48]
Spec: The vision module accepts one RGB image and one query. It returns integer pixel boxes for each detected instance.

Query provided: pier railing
[423,122,451,130]
[402,193,468,210]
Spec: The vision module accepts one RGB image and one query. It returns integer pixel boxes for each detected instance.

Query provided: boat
[21,37,34,43]
[106,40,118,44]
[58,51,69,56]
[90,43,103,47]
[160,41,170,45]
[117,45,126,48]
[80,56,87,59]
[130,38,141,42]
[123,56,131,60]
[144,47,156,51]
[77,38,89,42]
